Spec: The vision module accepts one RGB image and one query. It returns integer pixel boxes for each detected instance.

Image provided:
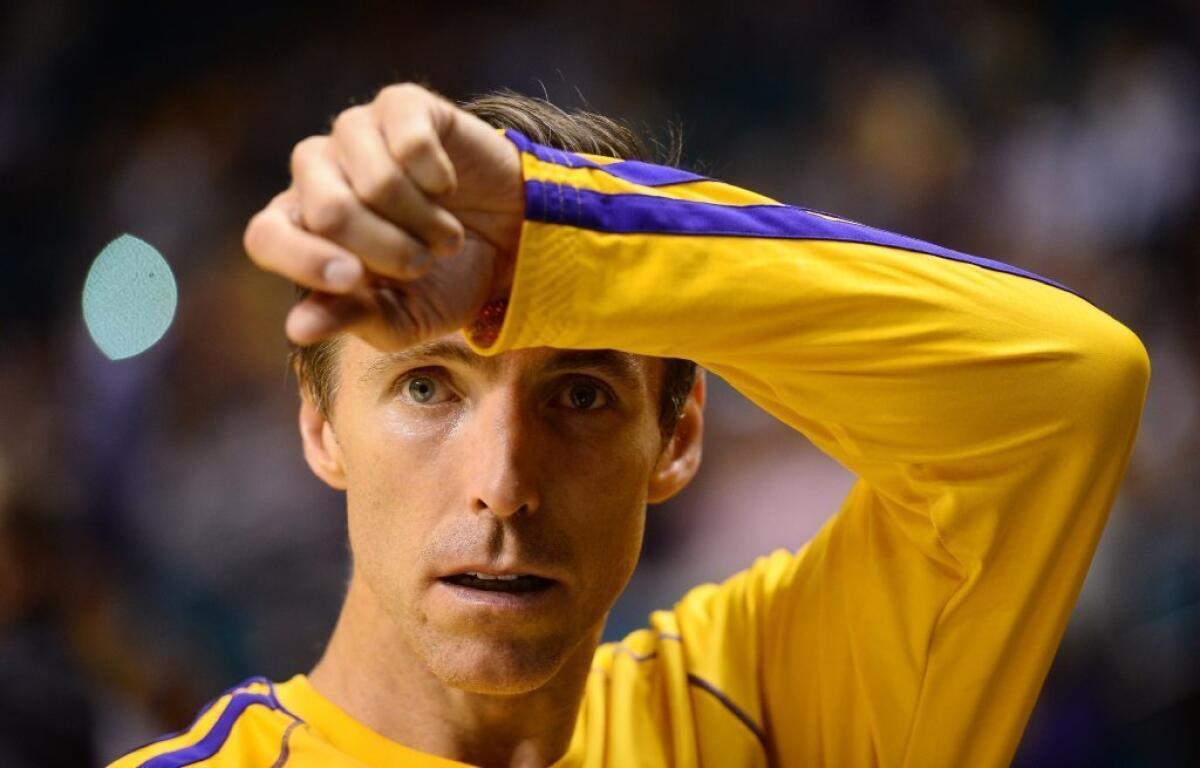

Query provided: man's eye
[558,380,609,410]
[401,375,449,405]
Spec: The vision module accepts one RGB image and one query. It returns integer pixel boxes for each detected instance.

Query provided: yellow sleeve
[468,130,1151,766]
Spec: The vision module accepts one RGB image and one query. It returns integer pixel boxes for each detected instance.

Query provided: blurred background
[1,0,1197,765]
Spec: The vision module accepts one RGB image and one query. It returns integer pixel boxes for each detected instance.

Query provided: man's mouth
[439,572,557,594]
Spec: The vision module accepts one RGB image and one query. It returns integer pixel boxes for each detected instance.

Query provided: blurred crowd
[1,1,1196,765]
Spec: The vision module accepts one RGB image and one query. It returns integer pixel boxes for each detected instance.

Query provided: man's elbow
[1064,313,1151,438]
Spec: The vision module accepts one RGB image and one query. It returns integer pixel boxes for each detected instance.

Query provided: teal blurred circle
[82,234,177,360]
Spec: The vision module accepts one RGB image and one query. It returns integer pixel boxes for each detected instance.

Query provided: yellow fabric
[111,135,1149,767]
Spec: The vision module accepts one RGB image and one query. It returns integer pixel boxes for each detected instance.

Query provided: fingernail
[324,257,361,289]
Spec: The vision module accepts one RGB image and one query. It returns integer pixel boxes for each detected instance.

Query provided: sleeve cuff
[463,129,597,356]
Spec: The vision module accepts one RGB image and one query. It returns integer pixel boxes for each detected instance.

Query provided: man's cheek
[348,486,416,577]
[589,451,652,507]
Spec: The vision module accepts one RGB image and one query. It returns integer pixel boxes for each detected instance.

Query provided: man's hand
[243,83,524,350]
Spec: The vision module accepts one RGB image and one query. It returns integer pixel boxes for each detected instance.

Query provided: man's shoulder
[107,677,302,768]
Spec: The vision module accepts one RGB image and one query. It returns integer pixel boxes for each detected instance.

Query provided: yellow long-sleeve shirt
[112,130,1149,767]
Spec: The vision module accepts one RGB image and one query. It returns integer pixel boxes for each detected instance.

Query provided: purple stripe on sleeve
[593,160,706,186]
[503,127,539,156]
[523,180,1083,300]
[137,692,277,768]
[504,129,706,187]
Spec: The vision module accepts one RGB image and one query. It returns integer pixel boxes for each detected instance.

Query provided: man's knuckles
[301,187,358,239]
[242,202,297,266]
[374,82,436,113]
[331,105,372,137]
[289,135,326,176]
[380,124,435,161]
[242,210,270,262]
[349,164,407,213]
[240,206,347,288]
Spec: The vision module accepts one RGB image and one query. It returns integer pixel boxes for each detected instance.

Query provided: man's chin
[421,630,583,695]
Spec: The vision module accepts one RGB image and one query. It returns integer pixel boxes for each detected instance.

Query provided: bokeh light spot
[82,234,177,360]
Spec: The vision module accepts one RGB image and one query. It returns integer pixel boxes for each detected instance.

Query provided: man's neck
[309,575,599,768]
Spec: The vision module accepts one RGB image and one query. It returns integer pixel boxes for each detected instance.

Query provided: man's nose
[463,389,542,520]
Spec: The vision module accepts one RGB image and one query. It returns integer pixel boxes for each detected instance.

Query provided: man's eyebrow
[540,349,644,388]
[359,343,643,388]
[360,340,491,384]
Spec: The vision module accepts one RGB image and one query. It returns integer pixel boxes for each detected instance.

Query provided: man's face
[321,333,672,694]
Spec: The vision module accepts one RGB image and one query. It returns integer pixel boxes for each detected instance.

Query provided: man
[112,83,1149,767]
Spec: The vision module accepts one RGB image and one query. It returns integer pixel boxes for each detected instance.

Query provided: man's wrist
[488,246,516,302]
[465,246,516,348]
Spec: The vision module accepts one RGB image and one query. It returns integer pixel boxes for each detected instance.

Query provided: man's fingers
[244,192,365,293]
[286,291,371,346]
[290,136,434,280]
[374,84,459,197]
[331,106,464,258]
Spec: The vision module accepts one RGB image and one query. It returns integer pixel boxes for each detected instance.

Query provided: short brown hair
[292,89,697,439]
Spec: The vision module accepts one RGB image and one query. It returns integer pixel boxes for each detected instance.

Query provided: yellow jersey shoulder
[107,677,305,768]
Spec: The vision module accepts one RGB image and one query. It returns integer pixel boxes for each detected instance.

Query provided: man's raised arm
[463,130,1149,766]
[244,84,1149,766]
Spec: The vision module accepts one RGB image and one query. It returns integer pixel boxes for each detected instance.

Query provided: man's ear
[647,369,705,504]
[299,389,348,491]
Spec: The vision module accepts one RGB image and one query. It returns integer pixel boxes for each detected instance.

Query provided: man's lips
[439,573,556,593]
[428,557,569,615]
[434,561,565,584]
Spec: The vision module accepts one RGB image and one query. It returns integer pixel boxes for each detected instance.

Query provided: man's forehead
[348,332,653,387]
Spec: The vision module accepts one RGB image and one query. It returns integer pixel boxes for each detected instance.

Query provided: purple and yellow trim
[504,128,706,187]
[505,129,1085,302]
[131,678,301,768]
